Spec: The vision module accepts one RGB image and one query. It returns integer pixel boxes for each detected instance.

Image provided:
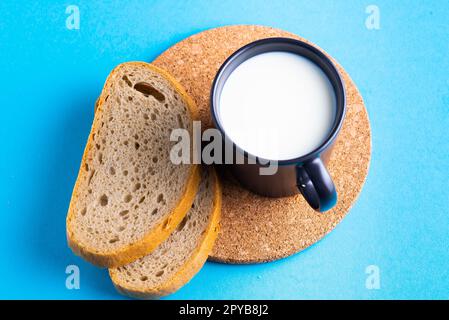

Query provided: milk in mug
[218,51,337,161]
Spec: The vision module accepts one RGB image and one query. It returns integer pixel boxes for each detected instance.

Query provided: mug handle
[296,158,337,212]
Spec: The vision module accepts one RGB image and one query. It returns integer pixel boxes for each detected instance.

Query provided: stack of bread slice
[66,62,221,298]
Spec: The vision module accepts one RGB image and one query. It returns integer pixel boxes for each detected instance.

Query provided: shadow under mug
[210,37,346,212]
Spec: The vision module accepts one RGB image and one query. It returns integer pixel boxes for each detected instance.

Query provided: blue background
[0,0,448,300]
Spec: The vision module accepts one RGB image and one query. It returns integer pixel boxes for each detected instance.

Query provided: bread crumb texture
[66,62,199,267]
[110,166,221,298]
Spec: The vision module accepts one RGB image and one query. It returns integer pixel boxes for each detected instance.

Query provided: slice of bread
[109,166,221,299]
[66,62,200,267]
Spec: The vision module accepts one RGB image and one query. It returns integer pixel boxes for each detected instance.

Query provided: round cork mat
[154,25,371,263]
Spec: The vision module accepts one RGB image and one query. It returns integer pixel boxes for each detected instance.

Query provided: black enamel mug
[210,38,346,212]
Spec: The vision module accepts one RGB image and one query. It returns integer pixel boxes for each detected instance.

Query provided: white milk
[218,51,336,160]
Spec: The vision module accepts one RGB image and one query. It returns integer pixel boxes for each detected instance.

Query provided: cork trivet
[154,25,371,263]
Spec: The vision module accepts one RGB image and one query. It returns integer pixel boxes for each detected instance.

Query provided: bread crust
[66,62,200,268]
[109,167,222,298]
